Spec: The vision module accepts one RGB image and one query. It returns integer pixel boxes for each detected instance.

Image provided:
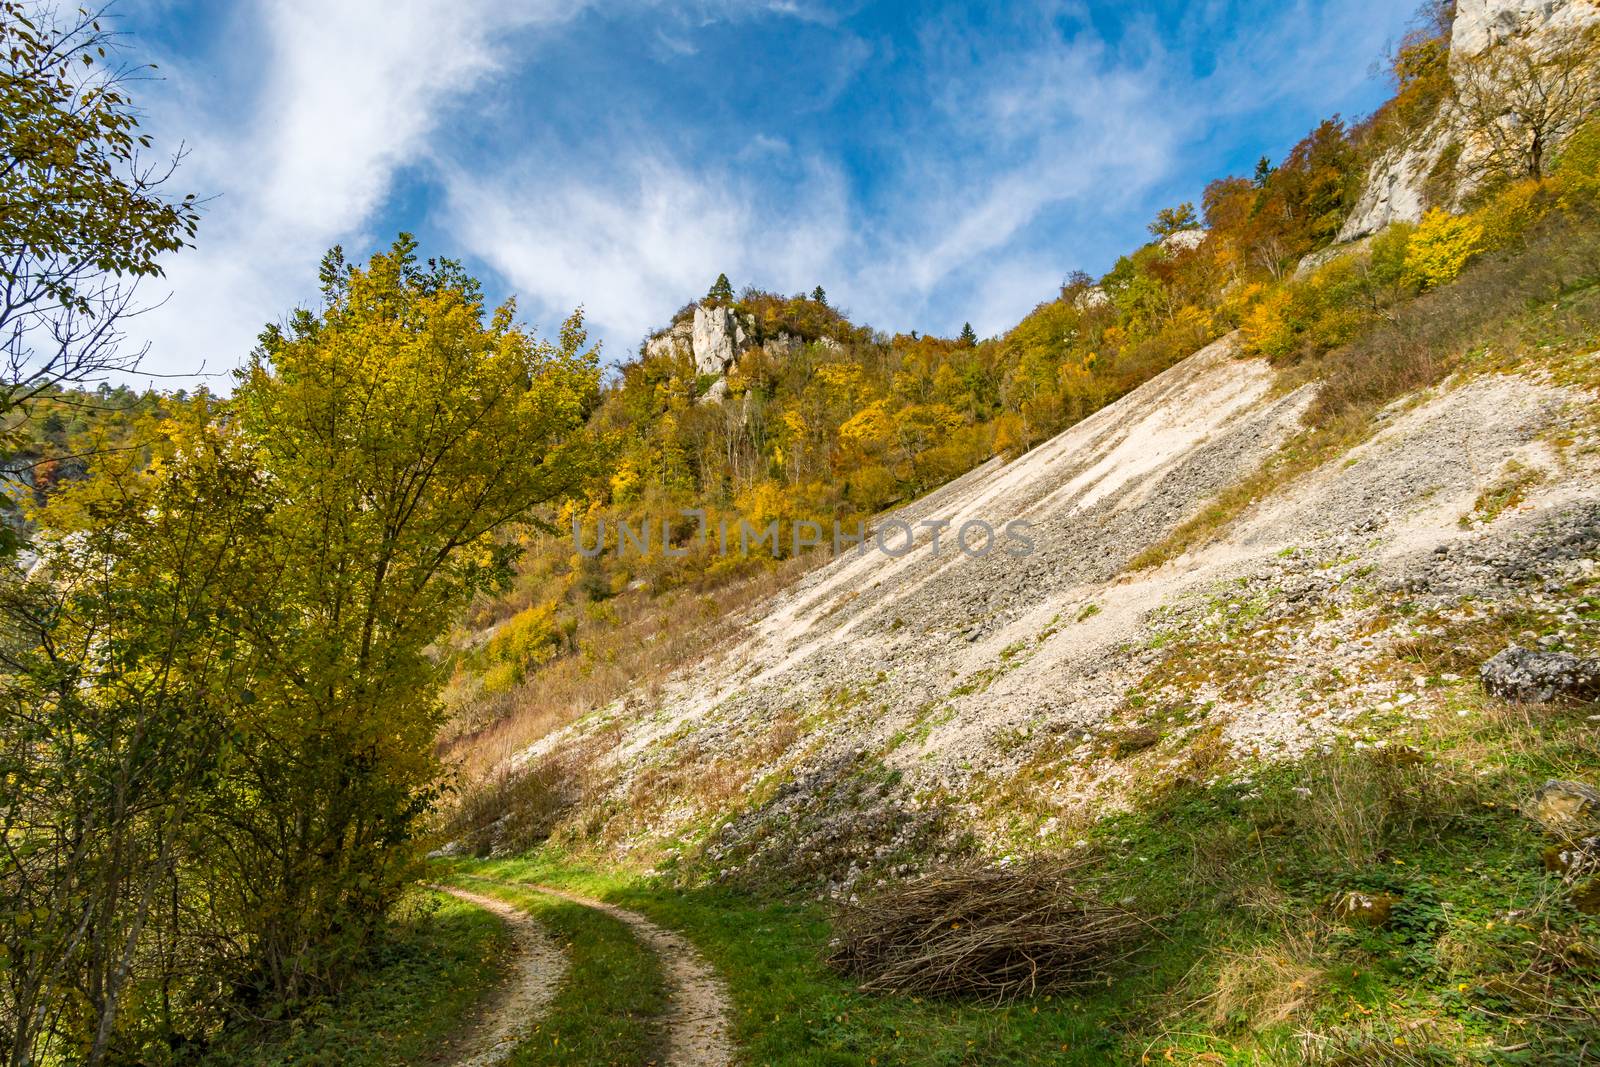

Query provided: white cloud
[445,154,851,353]
[125,0,589,385]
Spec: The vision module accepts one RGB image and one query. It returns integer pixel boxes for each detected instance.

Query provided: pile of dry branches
[827,856,1151,1002]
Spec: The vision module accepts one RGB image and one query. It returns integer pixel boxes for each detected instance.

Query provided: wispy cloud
[126,0,589,382]
[120,0,1412,381]
[445,153,851,350]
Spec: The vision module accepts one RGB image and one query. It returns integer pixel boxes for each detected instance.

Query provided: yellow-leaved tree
[220,237,602,1005]
[0,236,601,1060]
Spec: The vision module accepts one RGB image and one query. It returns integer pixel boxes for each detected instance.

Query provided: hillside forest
[3,0,1600,1063]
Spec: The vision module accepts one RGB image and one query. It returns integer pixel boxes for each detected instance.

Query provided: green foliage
[1148,201,1200,238]
[0,238,602,1061]
[706,272,734,304]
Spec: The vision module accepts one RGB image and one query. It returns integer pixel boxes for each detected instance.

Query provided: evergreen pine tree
[1252,155,1274,188]
[706,273,734,304]
[811,285,827,305]
[958,322,977,346]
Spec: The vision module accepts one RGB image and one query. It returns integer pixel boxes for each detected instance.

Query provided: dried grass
[1205,931,1330,1031]
[440,553,812,783]
[827,856,1151,1002]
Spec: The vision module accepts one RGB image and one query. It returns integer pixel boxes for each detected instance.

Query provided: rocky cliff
[644,304,811,400]
[1337,0,1598,241]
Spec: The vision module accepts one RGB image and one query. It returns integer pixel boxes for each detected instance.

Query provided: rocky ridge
[644,304,811,400]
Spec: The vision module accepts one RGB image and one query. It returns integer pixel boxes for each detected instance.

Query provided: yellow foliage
[779,408,808,442]
[1171,303,1213,336]
[486,603,561,682]
[839,400,893,455]
[1401,209,1485,290]
[609,456,643,502]
[991,412,1027,459]
[1240,286,1299,359]
[1475,178,1549,249]
[1553,116,1600,212]
[815,361,865,398]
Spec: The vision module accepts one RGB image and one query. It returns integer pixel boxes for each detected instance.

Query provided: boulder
[1524,780,1600,836]
[1159,229,1207,254]
[1480,646,1600,703]
[1073,286,1111,311]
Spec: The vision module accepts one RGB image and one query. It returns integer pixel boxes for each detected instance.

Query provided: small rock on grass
[1571,878,1600,916]
[1334,891,1397,928]
[1480,646,1600,703]
[1525,780,1600,837]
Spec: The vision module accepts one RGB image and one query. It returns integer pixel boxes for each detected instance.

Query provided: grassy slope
[200,891,508,1067]
[458,665,1600,1064]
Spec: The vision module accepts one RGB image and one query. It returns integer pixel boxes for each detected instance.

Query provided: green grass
[455,855,1185,1066]
[442,873,671,1067]
[198,890,508,1066]
[451,663,1600,1064]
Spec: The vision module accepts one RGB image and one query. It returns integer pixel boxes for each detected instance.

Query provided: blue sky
[118,0,1417,385]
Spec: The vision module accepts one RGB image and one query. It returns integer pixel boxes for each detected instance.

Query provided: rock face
[1480,646,1600,702]
[644,319,690,361]
[1451,0,1599,58]
[1159,229,1207,254]
[643,303,806,401]
[1336,121,1452,242]
[1337,0,1600,241]
[691,304,748,377]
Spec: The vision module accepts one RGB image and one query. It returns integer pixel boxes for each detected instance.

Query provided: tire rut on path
[527,883,737,1067]
[437,885,566,1067]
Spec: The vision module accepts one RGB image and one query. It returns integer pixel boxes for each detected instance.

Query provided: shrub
[1366,222,1416,290]
[1402,209,1485,290]
[1553,116,1600,214]
[485,603,561,686]
[1474,178,1550,249]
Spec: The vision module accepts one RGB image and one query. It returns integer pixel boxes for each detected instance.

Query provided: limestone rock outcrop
[1481,645,1600,702]
[1451,0,1600,59]
[690,304,749,377]
[643,303,806,401]
[1337,0,1599,242]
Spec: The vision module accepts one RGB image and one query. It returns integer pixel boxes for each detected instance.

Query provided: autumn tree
[0,238,602,1058]
[1453,26,1600,181]
[220,238,602,1005]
